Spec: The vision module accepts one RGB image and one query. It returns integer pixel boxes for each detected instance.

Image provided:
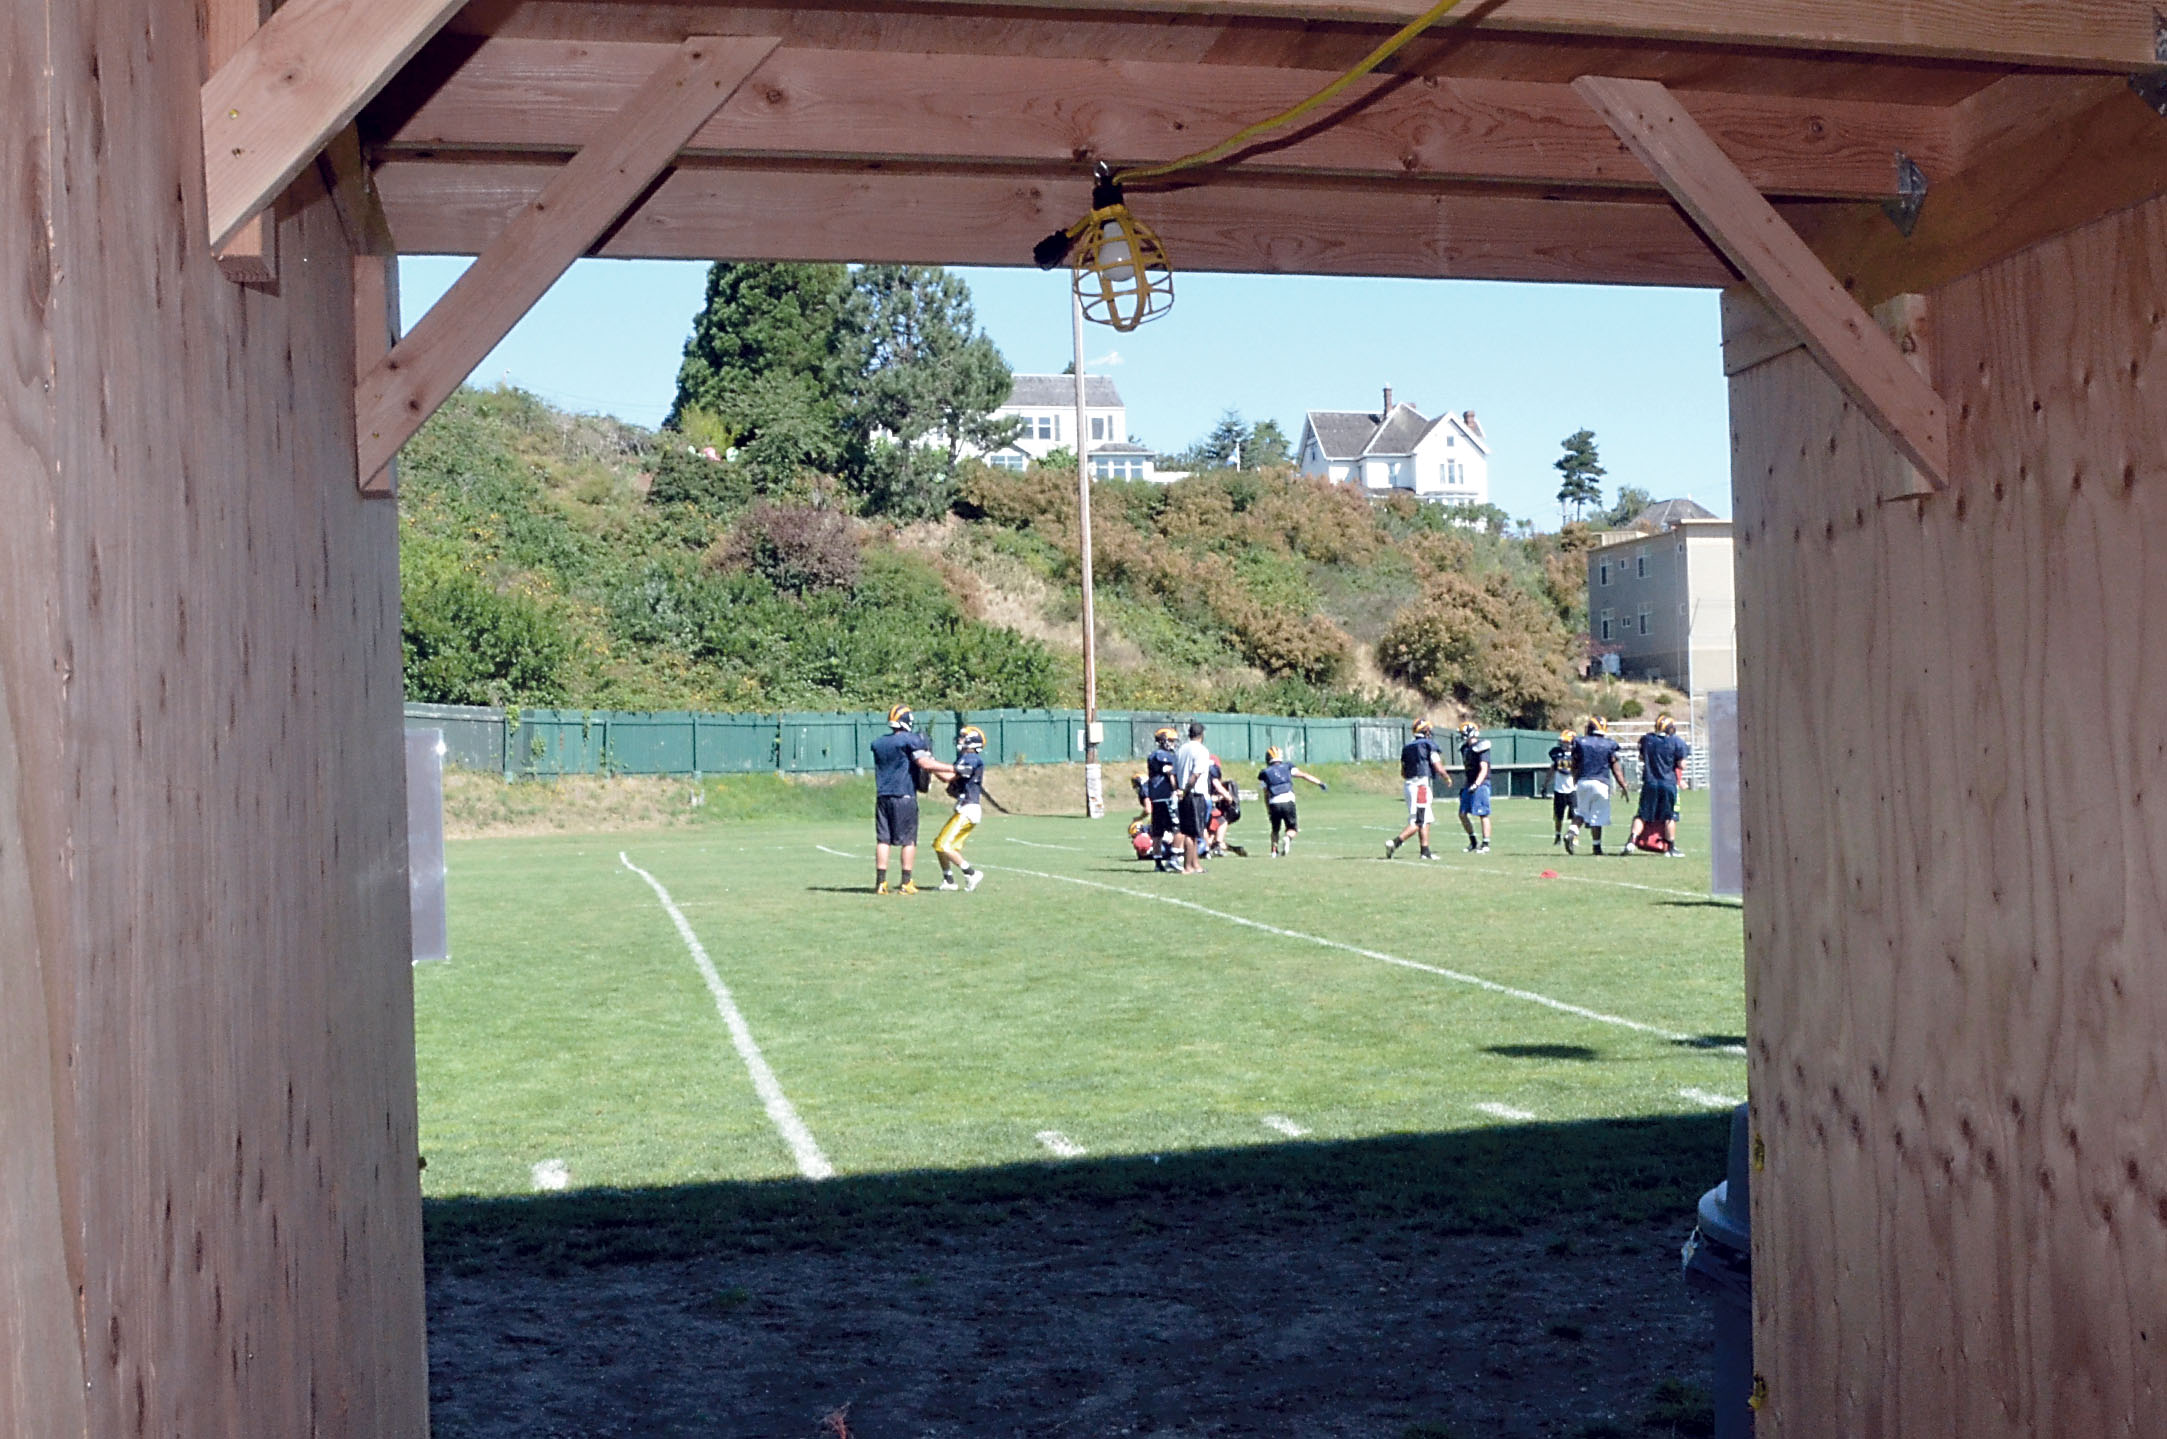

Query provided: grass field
[417,776,1742,1241]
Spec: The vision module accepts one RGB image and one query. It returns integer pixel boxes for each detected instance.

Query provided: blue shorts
[1458,783,1492,817]
[1637,784,1678,825]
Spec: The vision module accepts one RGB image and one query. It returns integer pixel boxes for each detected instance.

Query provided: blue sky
[401,257,1734,527]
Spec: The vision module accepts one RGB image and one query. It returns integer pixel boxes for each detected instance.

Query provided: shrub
[401,541,572,706]
[1621,698,1645,718]
[648,445,757,515]
[713,501,862,595]
[1376,571,1573,727]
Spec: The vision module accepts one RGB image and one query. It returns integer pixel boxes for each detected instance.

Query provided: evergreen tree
[1554,428,1606,523]
[1245,418,1294,470]
[668,263,856,487]
[843,265,1018,518]
[1595,484,1655,529]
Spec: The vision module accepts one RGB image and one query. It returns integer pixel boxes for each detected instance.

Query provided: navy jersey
[1460,736,1492,787]
[948,751,986,805]
[1145,749,1177,801]
[1640,732,1689,789]
[1572,733,1621,783]
[1130,773,1148,804]
[870,729,930,797]
[1258,760,1296,799]
[1401,737,1443,780]
[1548,743,1574,793]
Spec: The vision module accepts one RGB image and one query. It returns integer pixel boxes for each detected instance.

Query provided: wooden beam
[372,158,1739,286]
[1576,75,1950,490]
[201,0,468,253]
[316,124,397,258]
[436,0,2157,71]
[1791,75,2167,311]
[205,0,276,283]
[354,36,779,484]
[353,255,402,498]
[376,40,1955,202]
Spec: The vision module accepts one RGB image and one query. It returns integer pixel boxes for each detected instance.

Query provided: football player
[933,726,990,890]
[1257,746,1328,857]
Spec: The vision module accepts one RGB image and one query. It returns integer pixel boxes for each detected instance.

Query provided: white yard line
[1680,1087,1744,1109]
[531,1158,570,1192]
[1005,837,1087,852]
[988,862,1721,1051]
[1475,1103,1537,1122]
[620,852,835,1181]
[1036,1130,1087,1158]
[1261,1114,1310,1138]
[814,844,858,859]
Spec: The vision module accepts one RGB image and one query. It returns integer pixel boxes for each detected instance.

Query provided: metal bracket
[1881,152,1928,238]
[2132,9,2167,116]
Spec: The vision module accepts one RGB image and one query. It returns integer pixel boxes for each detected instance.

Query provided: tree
[1554,428,1606,523]
[669,263,857,487]
[1170,409,1291,471]
[842,264,1018,518]
[1245,418,1293,470]
[1595,484,1656,529]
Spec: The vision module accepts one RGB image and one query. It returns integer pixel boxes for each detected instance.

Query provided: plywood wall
[1732,197,2167,1434]
[0,0,428,1432]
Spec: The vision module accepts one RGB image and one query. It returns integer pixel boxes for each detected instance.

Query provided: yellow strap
[1114,0,1466,186]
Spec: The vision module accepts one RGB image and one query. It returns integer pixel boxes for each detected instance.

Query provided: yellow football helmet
[958,725,987,752]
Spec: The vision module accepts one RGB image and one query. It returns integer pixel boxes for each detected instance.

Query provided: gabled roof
[1005,374,1123,408]
[1304,410,1386,462]
[1367,406,1437,456]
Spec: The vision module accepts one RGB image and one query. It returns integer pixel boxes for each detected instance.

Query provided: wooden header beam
[1577,75,1950,491]
[376,40,1955,202]
[469,0,2152,71]
[371,159,1739,286]
[201,0,468,252]
[355,36,780,485]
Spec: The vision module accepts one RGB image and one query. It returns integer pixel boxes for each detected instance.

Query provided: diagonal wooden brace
[202,0,469,255]
[353,36,780,490]
[1575,75,1952,492]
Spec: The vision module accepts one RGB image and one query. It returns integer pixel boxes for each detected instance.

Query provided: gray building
[1586,501,1736,693]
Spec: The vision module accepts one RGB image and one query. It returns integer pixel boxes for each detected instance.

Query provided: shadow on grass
[423,1114,1728,1275]
[1671,1035,1747,1052]
[1655,899,1743,911]
[1482,1043,1602,1062]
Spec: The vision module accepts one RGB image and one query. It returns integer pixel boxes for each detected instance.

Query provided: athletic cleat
[898,881,920,894]
[1552,834,1563,845]
[1384,839,1400,859]
[1466,838,1481,852]
[937,879,960,891]
[1665,849,1684,858]
[1420,849,1436,860]
[1591,845,1604,857]
[876,882,890,894]
[1477,842,1491,853]
[964,869,984,891]
[1563,829,1578,855]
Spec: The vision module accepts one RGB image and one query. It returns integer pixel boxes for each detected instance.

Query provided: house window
[1638,607,1652,635]
[1635,554,1648,579]
[1090,416,1108,441]
[1600,609,1614,641]
[1446,434,1456,448]
[990,452,1027,472]
[1035,414,1060,441]
[1599,561,1611,586]
[1092,457,1146,480]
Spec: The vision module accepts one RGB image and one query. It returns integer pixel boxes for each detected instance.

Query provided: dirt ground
[424,1206,1713,1439]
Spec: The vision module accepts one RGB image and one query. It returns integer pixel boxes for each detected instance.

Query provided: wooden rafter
[438,0,2158,71]
[371,159,1739,287]
[353,36,780,486]
[201,0,469,253]
[1575,74,1951,491]
[375,40,1956,202]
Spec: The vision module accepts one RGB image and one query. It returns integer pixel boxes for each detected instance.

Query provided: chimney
[1462,410,1484,440]
[1383,385,1394,412]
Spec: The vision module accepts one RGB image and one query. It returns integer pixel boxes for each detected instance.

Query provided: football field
[414,784,1745,1204]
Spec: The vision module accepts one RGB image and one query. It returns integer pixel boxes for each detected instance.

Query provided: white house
[1297,388,1490,507]
[982,374,1162,481]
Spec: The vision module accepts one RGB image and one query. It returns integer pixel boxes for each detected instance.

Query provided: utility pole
[1072,292,1104,818]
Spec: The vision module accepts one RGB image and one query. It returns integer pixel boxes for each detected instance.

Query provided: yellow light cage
[1070,199,1174,333]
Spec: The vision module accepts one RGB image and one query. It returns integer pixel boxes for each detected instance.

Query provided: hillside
[398,384,1625,726]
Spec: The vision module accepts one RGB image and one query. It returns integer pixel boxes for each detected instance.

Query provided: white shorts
[1405,779,1435,824]
[1574,778,1612,828]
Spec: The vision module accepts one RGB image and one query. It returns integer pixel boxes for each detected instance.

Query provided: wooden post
[1729,189,2167,1437]
[1072,290,1103,818]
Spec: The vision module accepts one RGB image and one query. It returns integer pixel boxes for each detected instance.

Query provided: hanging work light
[1034,0,1467,332]
[1035,165,1175,333]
